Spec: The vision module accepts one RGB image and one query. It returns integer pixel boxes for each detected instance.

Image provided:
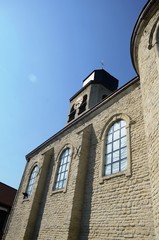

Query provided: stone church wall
[5,79,156,240]
[133,2,159,238]
[78,82,155,239]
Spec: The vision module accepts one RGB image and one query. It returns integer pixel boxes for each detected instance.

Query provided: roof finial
[100,60,104,69]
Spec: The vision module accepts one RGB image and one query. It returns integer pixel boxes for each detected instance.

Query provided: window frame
[24,164,40,199]
[100,114,131,183]
[52,145,72,193]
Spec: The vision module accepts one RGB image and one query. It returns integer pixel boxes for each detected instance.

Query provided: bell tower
[67,69,118,123]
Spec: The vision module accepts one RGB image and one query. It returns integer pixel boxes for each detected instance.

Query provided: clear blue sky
[0,0,147,189]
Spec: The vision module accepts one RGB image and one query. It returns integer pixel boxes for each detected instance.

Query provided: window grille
[54,148,71,190]
[25,165,39,198]
[104,120,127,175]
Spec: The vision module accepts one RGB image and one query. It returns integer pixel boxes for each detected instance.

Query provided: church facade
[3,1,159,239]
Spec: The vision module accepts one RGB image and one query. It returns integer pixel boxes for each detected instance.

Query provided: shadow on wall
[79,128,97,239]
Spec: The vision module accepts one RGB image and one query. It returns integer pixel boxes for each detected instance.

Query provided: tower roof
[83,69,118,91]
[70,69,118,101]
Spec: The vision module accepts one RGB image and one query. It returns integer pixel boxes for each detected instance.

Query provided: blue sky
[0,0,147,189]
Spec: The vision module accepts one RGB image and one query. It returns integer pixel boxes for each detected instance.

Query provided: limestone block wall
[4,150,52,240]
[37,125,92,240]
[4,124,92,240]
[78,83,155,240]
[134,3,159,238]
[4,80,156,240]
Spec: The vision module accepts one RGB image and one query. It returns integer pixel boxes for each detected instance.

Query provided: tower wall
[67,69,118,124]
[133,2,159,238]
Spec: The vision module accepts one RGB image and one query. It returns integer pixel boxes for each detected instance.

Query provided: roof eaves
[26,76,139,160]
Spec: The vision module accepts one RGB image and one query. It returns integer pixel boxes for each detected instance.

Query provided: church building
[3,0,159,239]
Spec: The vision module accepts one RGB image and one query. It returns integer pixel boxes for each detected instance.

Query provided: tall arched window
[54,147,71,191]
[104,119,127,176]
[25,165,39,198]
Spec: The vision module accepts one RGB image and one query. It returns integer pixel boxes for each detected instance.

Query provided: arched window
[104,120,127,176]
[25,165,39,198]
[54,148,71,190]
[68,104,76,122]
[78,95,87,115]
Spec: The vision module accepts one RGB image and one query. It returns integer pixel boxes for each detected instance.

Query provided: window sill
[51,188,66,195]
[22,198,30,203]
[99,170,131,184]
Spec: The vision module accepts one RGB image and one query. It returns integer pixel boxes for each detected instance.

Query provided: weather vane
[100,60,104,69]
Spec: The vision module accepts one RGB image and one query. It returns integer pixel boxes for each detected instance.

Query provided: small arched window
[68,105,76,122]
[25,165,39,198]
[104,120,127,176]
[78,95,87,115]
[54,147,71,191]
